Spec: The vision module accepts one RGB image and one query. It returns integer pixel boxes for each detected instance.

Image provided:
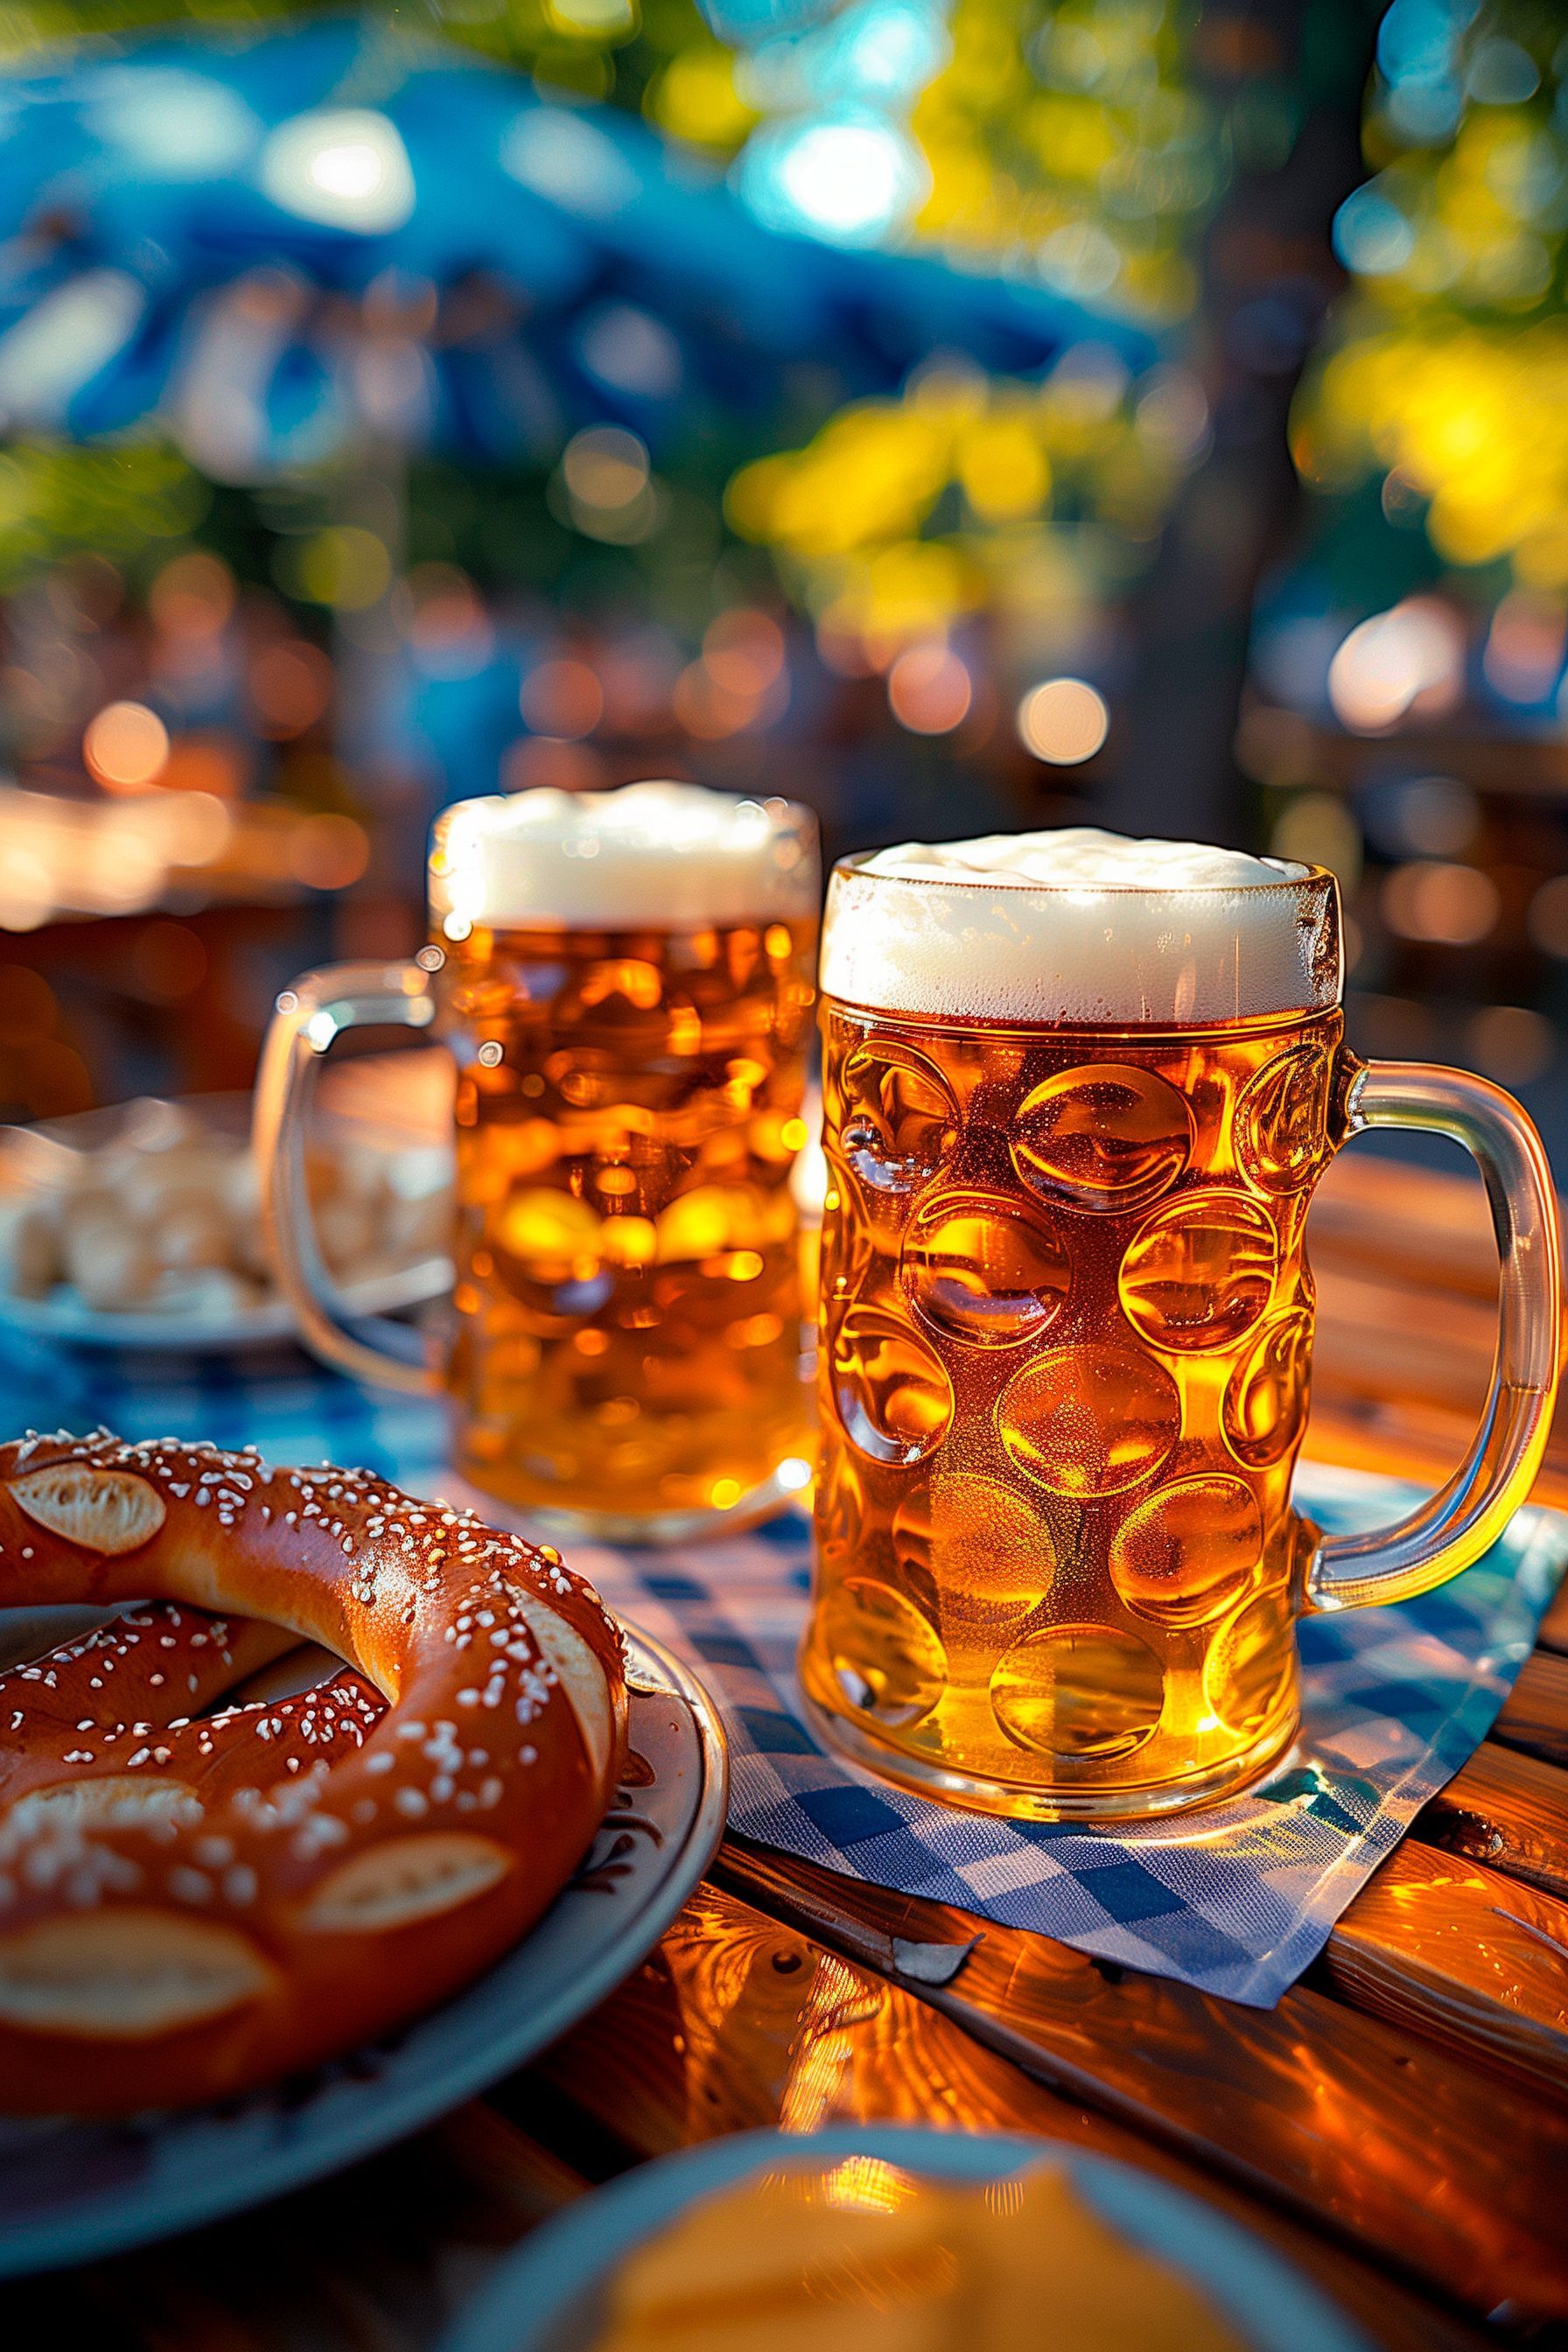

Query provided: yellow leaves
[1299,321,1568,587]
[647,46,756,151]
[903,0,1205,320]
[1026,93,1123,182]
[727,345,1193,661]
[822,541,986,654]
[729,406,951,557]
[956,416,1053,522]
[914,137,1008,240]
[731,388,1068,564]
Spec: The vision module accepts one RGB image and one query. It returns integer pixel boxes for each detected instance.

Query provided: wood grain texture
[1536,1582,1568,1659]
[1320,1842,1568,2100]
[709,1840,1568,2327]
[2,2100,584,2352]
[530,1880,1491,2352]
[1494,1648,1568,1758]
[1419,1743,1568,1905]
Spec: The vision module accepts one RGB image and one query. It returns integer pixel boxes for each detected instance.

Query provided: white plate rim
[440,2123,1373,2352]
[0,1088,451,1353]
[0,1622,727,2278]
[0,1257,449,1354]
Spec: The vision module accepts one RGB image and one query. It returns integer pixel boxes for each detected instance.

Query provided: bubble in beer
[1109,1474,1263,1626]
[819,1577,948,1726]
[1222,1309,1312,1468]
[830,1304,954,1464]
[1119,1191,1278,1353]
[840,1042,959,1193]
[1237,1041,1334,1194]
[999,1344,1180,1497]
[901,1193,1069,1347]
[1011,1065,1190,1214]
[990,1624,1165,1758]
[1203,1591,1295,1737]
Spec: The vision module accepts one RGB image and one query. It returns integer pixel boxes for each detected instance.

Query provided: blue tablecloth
[3,1332,1562,2008]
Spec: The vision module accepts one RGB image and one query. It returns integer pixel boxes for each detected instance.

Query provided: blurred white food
[0,1096,452,1324]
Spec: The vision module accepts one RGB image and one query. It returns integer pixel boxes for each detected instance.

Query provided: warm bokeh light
[521,657,605,739]
[557,426,659,544]
[1380,858,1499,947]
[1017,676,1110,763]
[1483,591,1566,704]
[250,640,333,736]
[1466,1004,1554,1088]
[503,738,607,794]
[282,526,393,611]
[83,701,169,792]
[563,425,649,512]
[128,920,208,1005]
[649,46,756,150]
[672,661,760,739]
[158,738,245,800]
[1526,874,1568,958]
[287,813,371,891]
[1269,791,1363,887]
[887,642,971,733]
[149,550,236,640]
[703,609,786,696]
[1326,600,1465,733]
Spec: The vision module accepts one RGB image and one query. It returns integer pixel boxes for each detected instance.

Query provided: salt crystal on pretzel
[0,1430,626,2114]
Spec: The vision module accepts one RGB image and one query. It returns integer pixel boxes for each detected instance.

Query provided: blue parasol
[0,17,1156,472]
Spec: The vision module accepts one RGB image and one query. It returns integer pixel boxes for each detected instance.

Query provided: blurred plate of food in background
[439,2123,1369,2352]
[0,1086,452,1351]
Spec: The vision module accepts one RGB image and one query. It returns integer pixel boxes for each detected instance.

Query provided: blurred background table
[5,1151,1568,2352]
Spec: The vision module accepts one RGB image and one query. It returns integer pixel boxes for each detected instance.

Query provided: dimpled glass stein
[800,832,1560,1819]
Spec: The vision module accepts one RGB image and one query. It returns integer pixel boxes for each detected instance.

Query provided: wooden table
[16,1154,1568,2350]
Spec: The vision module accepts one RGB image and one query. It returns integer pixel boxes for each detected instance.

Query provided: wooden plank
[1419,1743,1568,1906]
[707,1840,1568,2328]
[1308,1155,1502,1303]
[1536,1586,1568,1661]
[0,2100,582,2350]
[530,1881,1490,2352]
[1319,1842,1568,2101]
[1494,1648,1568,1755]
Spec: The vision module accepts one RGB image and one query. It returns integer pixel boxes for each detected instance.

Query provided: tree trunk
[1102,0,1382,847]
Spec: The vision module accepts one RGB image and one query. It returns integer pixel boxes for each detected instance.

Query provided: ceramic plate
[0,1624,726,2278]
[0,1092,452,1353]
[442,2124,1372,2352]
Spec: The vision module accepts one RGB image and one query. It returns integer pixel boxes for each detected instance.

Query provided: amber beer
[431,784,819,1536]
[804,834,1359,1817]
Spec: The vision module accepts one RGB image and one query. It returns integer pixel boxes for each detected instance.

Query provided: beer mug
[256,782,820,1540]
[802,830,1560,1819]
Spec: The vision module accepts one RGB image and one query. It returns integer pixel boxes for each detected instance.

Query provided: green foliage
[0,438,208,590]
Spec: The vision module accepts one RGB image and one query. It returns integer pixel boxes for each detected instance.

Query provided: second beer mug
[256,782,820,1539]
[802,830,1560,1819]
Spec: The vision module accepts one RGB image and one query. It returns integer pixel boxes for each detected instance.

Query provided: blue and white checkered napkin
[567,1475,1567,2007]
[4,1334,1565,2009]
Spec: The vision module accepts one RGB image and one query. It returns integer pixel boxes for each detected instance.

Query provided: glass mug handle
[1306,1060,1562,1614]
[252,961,441,1397]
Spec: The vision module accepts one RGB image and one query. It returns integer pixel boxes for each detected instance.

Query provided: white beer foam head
[821,828,1341,1024]
[431,782,819,932]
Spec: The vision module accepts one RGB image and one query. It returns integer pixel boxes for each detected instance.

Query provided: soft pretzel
[0,1602,385,1808]
[0,1430,626,2115]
